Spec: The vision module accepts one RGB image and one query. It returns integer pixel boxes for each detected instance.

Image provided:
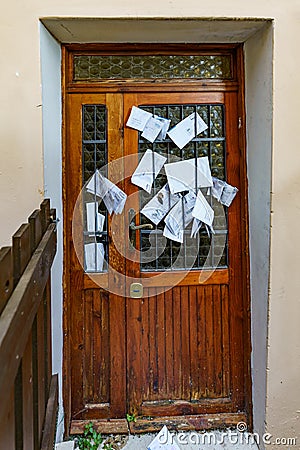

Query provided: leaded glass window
[138,104,228,271]
[73,54,232,81]
[82,105,109,272]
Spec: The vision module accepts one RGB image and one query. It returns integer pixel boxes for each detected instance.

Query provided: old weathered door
[64,48,251,434]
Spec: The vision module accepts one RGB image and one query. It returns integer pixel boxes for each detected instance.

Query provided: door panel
[65,89,249,431]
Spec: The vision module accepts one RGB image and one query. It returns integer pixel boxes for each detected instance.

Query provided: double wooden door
[65,90,251,433]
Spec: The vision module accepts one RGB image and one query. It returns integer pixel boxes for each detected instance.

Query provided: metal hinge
[238,117,242,129]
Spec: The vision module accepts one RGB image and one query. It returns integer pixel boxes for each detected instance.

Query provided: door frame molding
[61,43,252,435]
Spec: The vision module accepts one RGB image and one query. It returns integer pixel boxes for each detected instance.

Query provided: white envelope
[141,184,181,225]
[141,116,165,143]
[147,425,180,450]
[192,189,214,227]
[167,112,208,149]
[84,243,104,272]
[164,156,213,194]
[86,202,105,232]
[131,149,167,193]
[126,106,152,131]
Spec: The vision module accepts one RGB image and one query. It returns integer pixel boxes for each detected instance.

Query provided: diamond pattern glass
[138,104,228,271]
[74,55,232,80]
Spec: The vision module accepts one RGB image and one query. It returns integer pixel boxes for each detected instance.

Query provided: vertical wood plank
[13,223,31,287]
[40,199,51,234]
[141,292,150,401]
[14,365,23,450]
[148,291,158,400]
[165,288,174,399]
[106,93,127,418]
[83,290,94,404]
[28,210,43,251]
[22,333,34,450]
[37,301,46,444]
[197,286,206,399]
[180,286,190,400]
[156,290,166,397]
[221,285,230,397]
[213,285,223,397]
[99,291,110,402]
[0,389,15,450]
[189,286,199,401]
[0,247,13,315]
[205,285,214,397]
[172,287,181,399]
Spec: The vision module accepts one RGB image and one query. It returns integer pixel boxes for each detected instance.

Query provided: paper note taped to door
[212,177,238,207]
[86,171,127,215]
[164,156,213,194]
[131,149,167,193]
[167,112,208,149]
[163,191,196,243]
[141,184,181,225]
[126,106,152,131]
[148,426,180,450]
[192,189,214,227]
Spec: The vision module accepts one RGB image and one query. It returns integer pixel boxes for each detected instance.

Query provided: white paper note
[157,117,171,140]
[131,149,167,193]
[84,243,104,272]
[141,116,164,143]
[191,218,203,238]
[141,184,181,225]
[167,112,208,149]
[212,177,238,207]
[163,191,196,243]
[126,106,152,131]
[148,425,180,450]
[165,156,213,194]
[192,189,214,227]
[86,203,105,232]
[86,171,127,215]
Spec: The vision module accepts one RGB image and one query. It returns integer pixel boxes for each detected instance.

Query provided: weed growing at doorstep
[76,422,106,450]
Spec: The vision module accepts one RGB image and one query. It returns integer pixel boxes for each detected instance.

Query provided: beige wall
[1,0,300,447]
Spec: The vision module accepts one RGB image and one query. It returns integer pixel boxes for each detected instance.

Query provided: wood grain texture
[63,49,251,430]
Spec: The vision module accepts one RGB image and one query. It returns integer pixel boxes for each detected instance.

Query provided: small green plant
[77,422,103,450]
[103,444,113,450]
[126,413,137,423]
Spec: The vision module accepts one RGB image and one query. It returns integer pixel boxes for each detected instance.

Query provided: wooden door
[65,89,251,434]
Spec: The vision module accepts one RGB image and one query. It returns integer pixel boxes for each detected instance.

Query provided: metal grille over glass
[139,104,228,271]
[82,105,108,273]
[74,55,232,81]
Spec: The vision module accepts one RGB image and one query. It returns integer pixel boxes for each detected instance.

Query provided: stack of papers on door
[163,191,196,243]
[164,156,213,194]
[131,149,167,193]
[148,426,180,450]
[167,112,208,149]
[86,170,127,215]
[141,184,181,225]
[126,106,171,143]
